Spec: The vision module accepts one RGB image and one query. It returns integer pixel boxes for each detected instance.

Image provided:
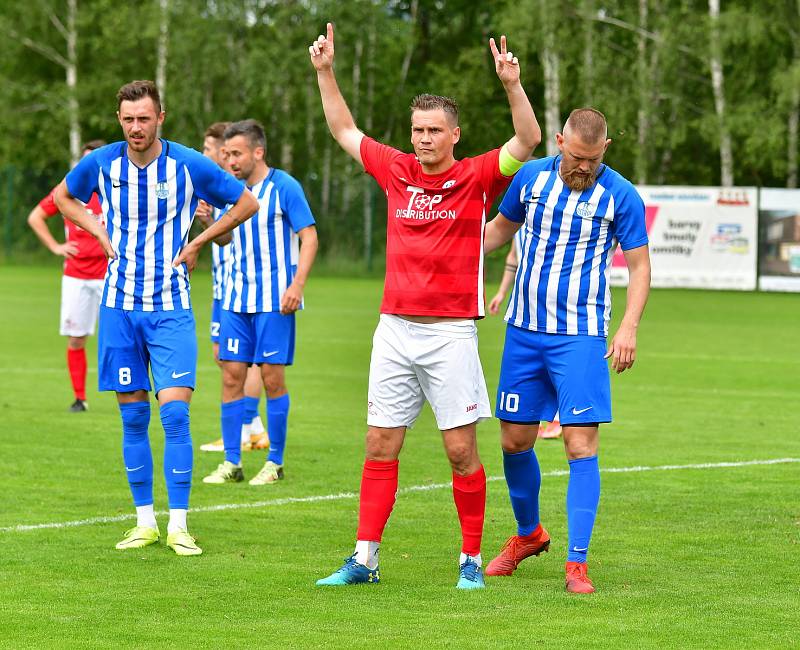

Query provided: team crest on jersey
[443,179,456,189]
[155,182,169,199]
[576,201,595,218]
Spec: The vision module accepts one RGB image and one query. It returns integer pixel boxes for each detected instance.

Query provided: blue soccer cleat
[456,557,485,590]
[316,554,380,586]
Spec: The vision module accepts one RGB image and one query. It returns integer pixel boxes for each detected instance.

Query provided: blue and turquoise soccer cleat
[316,555,380,586]
[456,557,485,590]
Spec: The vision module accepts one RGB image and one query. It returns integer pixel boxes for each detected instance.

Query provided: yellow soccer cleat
[166,530,203,556]
[202,460,244,484]
[115,525,160,550]
[248,460,284,486]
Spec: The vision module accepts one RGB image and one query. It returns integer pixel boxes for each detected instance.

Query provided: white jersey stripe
[544,189,580,332]
[121,161,138,310]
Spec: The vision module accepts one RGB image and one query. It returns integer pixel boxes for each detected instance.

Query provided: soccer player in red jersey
[310,23,541,589]
[27,140,108,412]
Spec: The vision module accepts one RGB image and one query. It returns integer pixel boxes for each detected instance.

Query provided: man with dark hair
[196,122,269,455]
[28,139,107,412]
[201,118,318,487]
[482,107,651,593]
[309,23,541,589]
[54,80,259,556]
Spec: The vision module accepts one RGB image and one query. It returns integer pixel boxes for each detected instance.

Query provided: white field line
[1,457,797,535]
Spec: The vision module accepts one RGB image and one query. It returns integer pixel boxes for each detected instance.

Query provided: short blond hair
[564,108,607,144]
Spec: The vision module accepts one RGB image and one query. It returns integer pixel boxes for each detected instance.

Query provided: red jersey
[39,188,107,280]
[361,137,511,318]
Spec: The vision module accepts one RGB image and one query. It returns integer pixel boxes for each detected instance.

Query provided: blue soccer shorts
[98,305,197,394]
[495,324,611,425]
[218,309,295,365]
[210,299,222,343]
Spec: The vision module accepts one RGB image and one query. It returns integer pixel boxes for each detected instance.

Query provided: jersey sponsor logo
[414,194,442,210]
[442,179,456,188]
[171,371,191,379]
[576,201,596,218]
[465,403,478,413]
[397,185,456,220]
[262,350,279,358]
[112,181,124,188]
[155,182,169,199]
[571,406,593,415]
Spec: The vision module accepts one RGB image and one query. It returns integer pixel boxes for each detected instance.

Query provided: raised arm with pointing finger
[310,23,540,167]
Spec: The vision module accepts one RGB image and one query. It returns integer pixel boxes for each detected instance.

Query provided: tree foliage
[1,0,798,260]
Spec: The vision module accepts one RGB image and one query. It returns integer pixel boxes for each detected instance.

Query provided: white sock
[354,540,380,569]
[136,504,157,529]
[167,509,188,534]
[240,420,252,444]
[459,552,482,567]
[250,415,265,435]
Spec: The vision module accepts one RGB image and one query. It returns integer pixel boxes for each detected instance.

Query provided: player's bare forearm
[504,80,541,160]
[310,23,364,164]
[192,190,257,249]
[194,202,232,246]
[620,245,651,330]
[27,205,63,254]
[489,35,540,160]
[606,245,651,373]
[174,190,258,271]
[316,68,364,165]
[280,225,318,314]
[484,213,522,254]
[53,181,114,258]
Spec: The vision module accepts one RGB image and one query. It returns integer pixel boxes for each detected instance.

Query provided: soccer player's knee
[262,375,286,397]
[446,441,475,471]
[119,402,150,442]
[160,400,190,442]
[222,369,244,392]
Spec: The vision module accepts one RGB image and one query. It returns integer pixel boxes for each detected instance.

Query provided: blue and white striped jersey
[499,156,647,337]
[211,208,233,301]
[66,139,244,311]
[223,168,315,313]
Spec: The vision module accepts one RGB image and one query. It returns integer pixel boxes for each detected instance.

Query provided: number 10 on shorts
[499,391,519,413]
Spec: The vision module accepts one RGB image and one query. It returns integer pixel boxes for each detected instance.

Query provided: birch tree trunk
[382,0,418,141]
[341,35,363,220]
[709,0,734,186]
[583,0,595,104]
[363,10,377,268]
[541,1,560,156]
[635,0,649,184]
[155,0,169,137]
[281,89,293,172]
[66,0,80,164]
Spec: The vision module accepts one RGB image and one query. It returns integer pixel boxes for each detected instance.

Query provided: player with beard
[482,108,651,593]
[54,80,259,555]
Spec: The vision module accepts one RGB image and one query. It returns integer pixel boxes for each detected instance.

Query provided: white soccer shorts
[60,275,103,337]
[367,314,492,431]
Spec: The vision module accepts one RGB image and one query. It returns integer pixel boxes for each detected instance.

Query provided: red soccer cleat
[565,561,595,594]
[484,525,551,576]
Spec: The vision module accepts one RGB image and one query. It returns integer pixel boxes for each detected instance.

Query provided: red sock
[67,347,87,401]
[356,459,399,542]
[452,465,486,556]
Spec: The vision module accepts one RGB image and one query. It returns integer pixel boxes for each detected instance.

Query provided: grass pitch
[0,264,798,649]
